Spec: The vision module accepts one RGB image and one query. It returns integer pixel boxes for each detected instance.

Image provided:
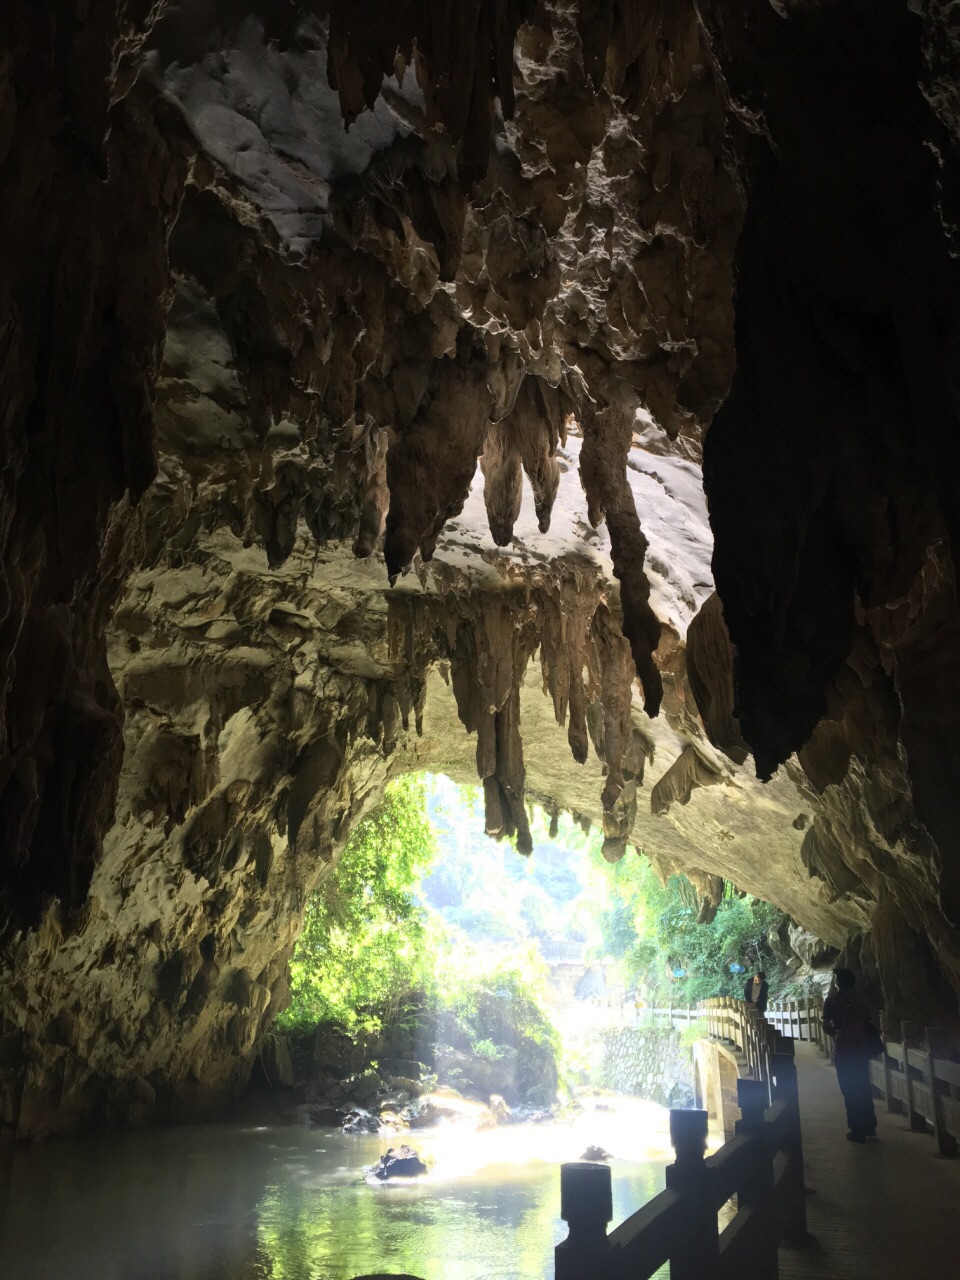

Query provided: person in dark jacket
[822,968,879,1143]
[744,971,769,1015]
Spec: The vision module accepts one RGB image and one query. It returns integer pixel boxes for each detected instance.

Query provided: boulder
[304,1070,351,1104]
[369,1145,428,1180]
[259,1036,295,1089]
[313,1025,383,1075]
[488,1094,512,1124]
[378,1092,410,1111]
[384,1060,425,1082]
[404,1099,447,1129]
[341,1108,381,1134]
[351,1068,382,1104]
[386,1075,423,1098]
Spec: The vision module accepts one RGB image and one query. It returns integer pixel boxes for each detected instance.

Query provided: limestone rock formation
[1,1,960,1140]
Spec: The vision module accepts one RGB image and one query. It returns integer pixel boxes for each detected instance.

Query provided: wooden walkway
[778,1042,960,1279]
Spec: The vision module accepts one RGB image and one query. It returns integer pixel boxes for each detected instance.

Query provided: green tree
[279,775,437,1033]
[617,865,787,1004]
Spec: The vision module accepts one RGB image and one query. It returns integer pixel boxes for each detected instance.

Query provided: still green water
[0,1097,672,1280]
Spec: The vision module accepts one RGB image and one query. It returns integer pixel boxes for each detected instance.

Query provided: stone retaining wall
[598,1026,694,1108]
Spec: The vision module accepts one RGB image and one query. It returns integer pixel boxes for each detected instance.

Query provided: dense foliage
[421,778,788,1005]
[596,855,787,1004]
[433,943,560,1057]
[279,777,560,1078]
[278,776,436,1032]
[280,773,791,1059]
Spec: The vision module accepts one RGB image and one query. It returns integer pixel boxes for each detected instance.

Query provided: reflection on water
[1,1097,673,1280]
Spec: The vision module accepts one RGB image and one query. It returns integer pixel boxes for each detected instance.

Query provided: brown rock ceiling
[1,0,959,1138]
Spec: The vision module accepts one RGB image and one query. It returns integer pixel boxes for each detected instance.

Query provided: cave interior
[1,0,960,1146]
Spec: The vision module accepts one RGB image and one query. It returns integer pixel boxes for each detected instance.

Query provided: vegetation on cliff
[278,776,559,1101]
[597,858,787,1005]
[278,774,791,1100]
[279,776,437,1034]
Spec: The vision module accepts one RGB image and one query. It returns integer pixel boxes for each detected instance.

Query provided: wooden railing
[766,999,828,1054]
[768,1001,960,1159]
[555,999,808,1278]
[635,1000,828,1043]
[635,1005,702,1029]
[701,995,792,1089]
[867,1022,960,1158]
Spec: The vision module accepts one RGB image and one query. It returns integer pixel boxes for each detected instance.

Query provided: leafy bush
[278,776,436,1033]
[599,855,789,1005]
[434,944,560,1056]
[279,776,562,1094]
[470,1038,505,1062]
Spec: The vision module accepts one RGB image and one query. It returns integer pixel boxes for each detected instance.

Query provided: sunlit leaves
[279,775,437,1033]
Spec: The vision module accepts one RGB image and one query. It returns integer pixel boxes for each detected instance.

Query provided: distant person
[822,968,880,1143]
[744,971,769,1015]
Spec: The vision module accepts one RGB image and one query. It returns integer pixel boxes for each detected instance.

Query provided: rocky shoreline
[252,1014,559,1138]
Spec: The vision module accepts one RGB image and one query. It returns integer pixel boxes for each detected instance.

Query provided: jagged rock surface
[698,0,960,1000]
[1,1,960,1139]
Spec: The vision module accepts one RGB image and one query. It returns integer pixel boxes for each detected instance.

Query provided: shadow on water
[0,1098,672,1280]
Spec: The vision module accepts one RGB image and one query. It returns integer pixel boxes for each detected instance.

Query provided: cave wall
[0,421,863,1141]
[2,1,960,1139]
[2,0,739,941]
[0,2,188,931]
[696,0,960,1008]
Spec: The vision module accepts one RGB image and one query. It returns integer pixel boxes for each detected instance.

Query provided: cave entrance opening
[230,770,808,1278]
[0,776,809,1280]
[275,770,799,1117]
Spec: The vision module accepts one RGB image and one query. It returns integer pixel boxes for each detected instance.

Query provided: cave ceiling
[2,0,960,1136]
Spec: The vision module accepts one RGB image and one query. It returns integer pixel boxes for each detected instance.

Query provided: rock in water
[580,1145,612,1162]
[342,1109,381,1134]
[370,1145,428,1180]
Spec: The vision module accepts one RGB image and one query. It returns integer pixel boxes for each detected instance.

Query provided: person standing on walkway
[744,970,769,1015]
[822,967,880,1143]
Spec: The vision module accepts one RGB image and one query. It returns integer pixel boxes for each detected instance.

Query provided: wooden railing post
[814,1001,826,1054]
[737,1077,768,1132]
[902,1021,927,1132]
[926,1028,958,1158]
[746,1006,768,1083]
[664,1109,719,1279]
[770,1047,809,1247]
[735,1079,778,1279]
[879,1014,901,1114]
[555,1162,612,1279]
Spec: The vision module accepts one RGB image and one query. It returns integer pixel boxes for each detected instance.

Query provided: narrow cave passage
[1,775,825,1280]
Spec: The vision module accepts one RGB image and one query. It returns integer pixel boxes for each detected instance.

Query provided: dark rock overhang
[1,0,959,1138]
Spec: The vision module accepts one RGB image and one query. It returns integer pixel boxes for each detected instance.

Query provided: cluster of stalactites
[380,347,568,583]
[326,0,536,188]
[160,1,735,747]
[374,359,663,724]
[388,570,654,861]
